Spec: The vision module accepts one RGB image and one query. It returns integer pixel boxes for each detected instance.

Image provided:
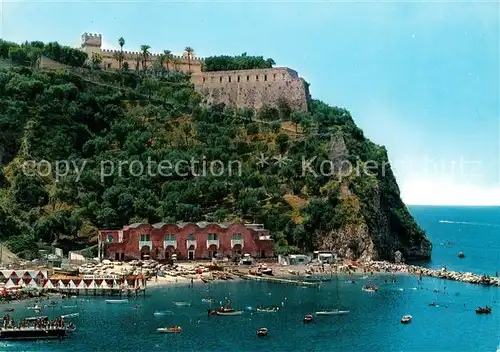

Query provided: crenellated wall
[80,32,202,73]
[191,67,309,111]
[80,33,309,111]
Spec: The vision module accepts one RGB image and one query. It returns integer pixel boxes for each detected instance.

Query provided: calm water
[1,206,499,352]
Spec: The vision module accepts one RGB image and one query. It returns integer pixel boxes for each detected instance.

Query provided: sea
[1,206,499,352]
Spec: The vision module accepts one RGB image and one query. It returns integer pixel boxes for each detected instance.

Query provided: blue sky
[1,1,499,205]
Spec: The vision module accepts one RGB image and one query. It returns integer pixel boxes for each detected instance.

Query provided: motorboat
[172,301,191,307]
[458,252,465,258]
[157,326,182,333]
[257,306,279,313]
[201,298,216,303]
[5,308,14,312]
[26,304,42,310]
[61,305,77,309]
[401,315,412,324]
[66,323,76,333]
[362,286,378,292]
[25,316,49,322]
[315,309,350,316]
[428,302,437,307]
[303,315,313,323]
[257,328,268,337]
[0,327,67,340]
[61,313,79,319]
[475,306,492,314]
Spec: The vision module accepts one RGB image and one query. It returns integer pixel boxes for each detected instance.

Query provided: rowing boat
[315,310,350,316]
[157,326,182,333]
[172,301,191,307]
[215,310,243,316]
[105,299,128,304]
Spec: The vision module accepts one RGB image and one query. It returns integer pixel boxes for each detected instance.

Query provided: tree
[140,45,151,72]
[113,51,124,69]
[291,111,306,134]
[118,37,125,68]
[163,50,173,71]
[182,123,192,145]
[91,52,102,69]
[275,132,289,153]
[183,46,195,72]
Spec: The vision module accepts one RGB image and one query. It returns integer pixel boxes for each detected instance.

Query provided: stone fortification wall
[191,67,309,111]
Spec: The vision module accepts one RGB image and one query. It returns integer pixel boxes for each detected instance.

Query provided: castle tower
[81,33,102,57]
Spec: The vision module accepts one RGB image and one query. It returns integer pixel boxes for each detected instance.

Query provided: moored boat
[157,326,182,333]
[201,298,216,303]
[315,310,350,316]
[257,328,268,337]
[5,308,14,312]
[256,306,279,313]
[216,309,243,316]
[0,327,67,340]
[66,323,76,333]
[61,313,79,319]
[105,299,128,304]
[153,311,174,316]
[401,315,412,324]
[172,301,191,307]
[303,314,313,323]
[362,285,378,292]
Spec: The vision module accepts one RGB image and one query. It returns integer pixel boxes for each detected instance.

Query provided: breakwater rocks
[366,261,500,287]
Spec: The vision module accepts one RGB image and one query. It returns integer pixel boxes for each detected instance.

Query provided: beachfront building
[98,222,274,261]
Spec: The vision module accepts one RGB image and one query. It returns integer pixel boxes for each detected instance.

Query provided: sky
[1,1,499,206]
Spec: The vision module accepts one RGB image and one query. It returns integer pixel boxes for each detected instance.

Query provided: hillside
[0,60,431,262]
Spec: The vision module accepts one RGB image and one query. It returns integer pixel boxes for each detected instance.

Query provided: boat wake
[439,220,500,227]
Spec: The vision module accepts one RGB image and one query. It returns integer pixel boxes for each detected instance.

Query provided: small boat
[25,316,49,322]
[66,324,76,333]
[315,310,350,316]
[475,306,492,314]
[172,301,191,307]
[5,308,15,312]
[26,305,41,310]
[458,252,465,258]
[362,286,378,292]
[201,298,216,303]
[216,309,243,316]
[154,311,174,316]
[303,315,313,323]
[61,305,77,309]
[257,328,268,337]
[157,326,182,333]
[401,315,412,324]
[257,307,279,313]
[61,313,79,319]
[105,299,128,304]
[428,302,437,307]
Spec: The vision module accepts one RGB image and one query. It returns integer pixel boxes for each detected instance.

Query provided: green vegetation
[202,53,275,72]
[0,44,428,260]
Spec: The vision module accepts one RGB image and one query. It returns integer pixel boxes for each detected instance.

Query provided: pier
[46,287,146,297]
[239,274,321,287]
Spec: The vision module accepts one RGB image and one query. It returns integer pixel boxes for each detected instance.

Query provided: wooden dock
[239,274,321,287]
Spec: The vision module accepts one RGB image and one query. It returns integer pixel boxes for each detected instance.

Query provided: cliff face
[312,133,432,262]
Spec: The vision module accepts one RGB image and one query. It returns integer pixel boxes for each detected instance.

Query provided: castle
[81,33,309,111]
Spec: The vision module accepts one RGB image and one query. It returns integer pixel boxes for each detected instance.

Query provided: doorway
[188,250,195,260]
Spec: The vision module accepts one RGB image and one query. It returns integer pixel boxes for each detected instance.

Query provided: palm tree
[172,57,181,72]
[163,50,173,71]
[140,44,151,72]
[118,37,125,68]
[183,46,195,72]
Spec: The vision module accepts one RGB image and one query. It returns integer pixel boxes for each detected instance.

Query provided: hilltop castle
[81,33,309,111]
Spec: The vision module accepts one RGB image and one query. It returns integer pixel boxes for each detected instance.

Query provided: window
[237,76,240,82]
[107,235,113,243]
[209,234,218,240]
[220,76,222,82]
[238,233,242,240]
[170,234,176,241]
[202,77,205,83]
[189,233,194,241]
[264,74,267,81]
[273,74,276,81]
[232,233,242,240]
[256,75,259,81]
[228,76,231,83]
[246,75,249,81]
[141,234,150,241]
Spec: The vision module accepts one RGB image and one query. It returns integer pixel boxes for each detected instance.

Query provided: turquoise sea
[1,206,499,352]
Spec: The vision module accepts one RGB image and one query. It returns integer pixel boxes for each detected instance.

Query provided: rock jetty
[366,261,499,287]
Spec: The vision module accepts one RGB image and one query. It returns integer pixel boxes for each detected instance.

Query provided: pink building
[98,222,274,261]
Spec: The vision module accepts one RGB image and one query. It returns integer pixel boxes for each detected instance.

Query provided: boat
[362,285,378,292]
[429,302,437,307]
[201,298,216,303]
[25,316,49,322]
[401,315,412,324]
[61,305,77,309]
[458,252,465,258]
[257,306,279,313]
[257,328,268,337]
[26,305,42,310]
[5,308,14,312]
[66,324,76,333]
[216,309,243,316]
[105,299,128,304]
[61,313,79,319]
[157,326,182,333]
[315,310,350,316]
[153,311,174,316]
[172,301,191,307]
[303,315,313,323]
[475,306,492,314]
